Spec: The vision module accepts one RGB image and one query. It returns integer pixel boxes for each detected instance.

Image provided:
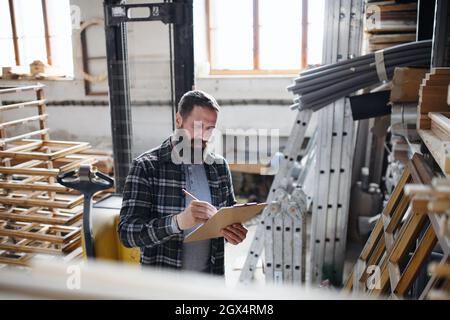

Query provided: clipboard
[184,202,267,243]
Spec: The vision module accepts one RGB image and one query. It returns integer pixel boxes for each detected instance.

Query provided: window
[0,0,74,77]
[206,0,325,75]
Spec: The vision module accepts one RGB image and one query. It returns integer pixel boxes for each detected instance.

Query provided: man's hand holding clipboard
[177,189,258,244]
[183,199,267,243]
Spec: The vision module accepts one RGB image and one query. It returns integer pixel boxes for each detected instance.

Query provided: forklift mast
[103,0,194,193]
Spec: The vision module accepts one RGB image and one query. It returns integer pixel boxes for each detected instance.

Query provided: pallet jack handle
[57,165,114,258]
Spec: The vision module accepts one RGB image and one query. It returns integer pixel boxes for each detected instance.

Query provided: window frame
[205,0,309,76]
[6,0,53,67]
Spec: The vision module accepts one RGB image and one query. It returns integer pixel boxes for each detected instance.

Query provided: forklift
[57,0,194,263]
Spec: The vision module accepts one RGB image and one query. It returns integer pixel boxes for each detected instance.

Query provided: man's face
[176,105,218,149]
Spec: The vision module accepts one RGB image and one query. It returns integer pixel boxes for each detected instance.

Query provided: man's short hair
[178,90,220,118]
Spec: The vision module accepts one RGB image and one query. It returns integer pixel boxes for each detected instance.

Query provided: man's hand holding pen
[176,189,248,245]
[176,199,218,230]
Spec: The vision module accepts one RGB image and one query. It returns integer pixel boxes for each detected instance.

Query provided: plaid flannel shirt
[118,136,236,275]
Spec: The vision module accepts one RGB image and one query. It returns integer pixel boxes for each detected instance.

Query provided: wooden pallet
[405,176,450,299]
[0,207,82,226]
[344,154,437,298]
[0,154,97,177]
[0,221,80,244]
[0,84,116,266]
[0,180,79,194]
[0,140,90,161]
[0,250,34,267]
[0,235,81,255]
[427,261,450,300]
[0,84,94,266]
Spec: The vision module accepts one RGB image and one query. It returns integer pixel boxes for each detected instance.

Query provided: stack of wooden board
[2,61,67,81]
[0,84,111,267]
[417,68,450,129]
[365,1,417,52]
[344,154,448,299]
[405,177,450,300]
[416,68,450,175]
[389,67,429,164]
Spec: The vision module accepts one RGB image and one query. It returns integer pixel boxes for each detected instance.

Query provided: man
[119,90,248,276]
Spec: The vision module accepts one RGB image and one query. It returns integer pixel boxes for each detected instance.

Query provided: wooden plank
[35,88,50,141]
[430,262,450,278]
[0,181,77,193]
[385,191,410,234]
[0,193,83,209]
[385,168,411,213]
[0,84,45,94]
[418,129,450,175]
[393,224,437,296]
[0,166,58,177]
[369,33,415,44]
[388,210,427,263]
[229,163,270,175]
[425,74,450,81]
[349,169,412,292]
[0,141,90,160]
[0,252,34,266]
[360,218,384,261]
[0,115,48,130]
[421,85,449,96]
[375,3,417,12]
[431,68,450,75]
[429,112,450,137]
[422,79,450,86]
[0,99,47,112]
[0,222,80,244]
[418,101,449,114]
[0,129,49,147]
[431,121,450,141]
[0,207,82,225]
[410,197,430,214]
[0,140,43,153]
[366,26,416,34]
[0,237,81,255]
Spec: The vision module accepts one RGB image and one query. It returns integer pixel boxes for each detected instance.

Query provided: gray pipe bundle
[287,40,433,111]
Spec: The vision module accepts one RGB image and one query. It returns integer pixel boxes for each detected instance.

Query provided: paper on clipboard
[184,202,267,243]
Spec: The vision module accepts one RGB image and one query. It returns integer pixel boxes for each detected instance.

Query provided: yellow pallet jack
[57,165,139,263]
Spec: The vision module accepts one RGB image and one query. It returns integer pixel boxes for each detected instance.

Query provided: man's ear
[175,112,183,129]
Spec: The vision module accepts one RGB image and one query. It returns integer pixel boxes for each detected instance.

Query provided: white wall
[0,0,298,157]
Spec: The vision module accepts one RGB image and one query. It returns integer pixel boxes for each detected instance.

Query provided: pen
[182,188,199,201]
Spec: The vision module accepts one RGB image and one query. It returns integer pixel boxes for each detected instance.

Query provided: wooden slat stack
[405,177,450,300]
[0,84,111,267]
[417,68,450,129]
[344,154,449,299]
[365,1,417,52]
[416,68,450,175]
